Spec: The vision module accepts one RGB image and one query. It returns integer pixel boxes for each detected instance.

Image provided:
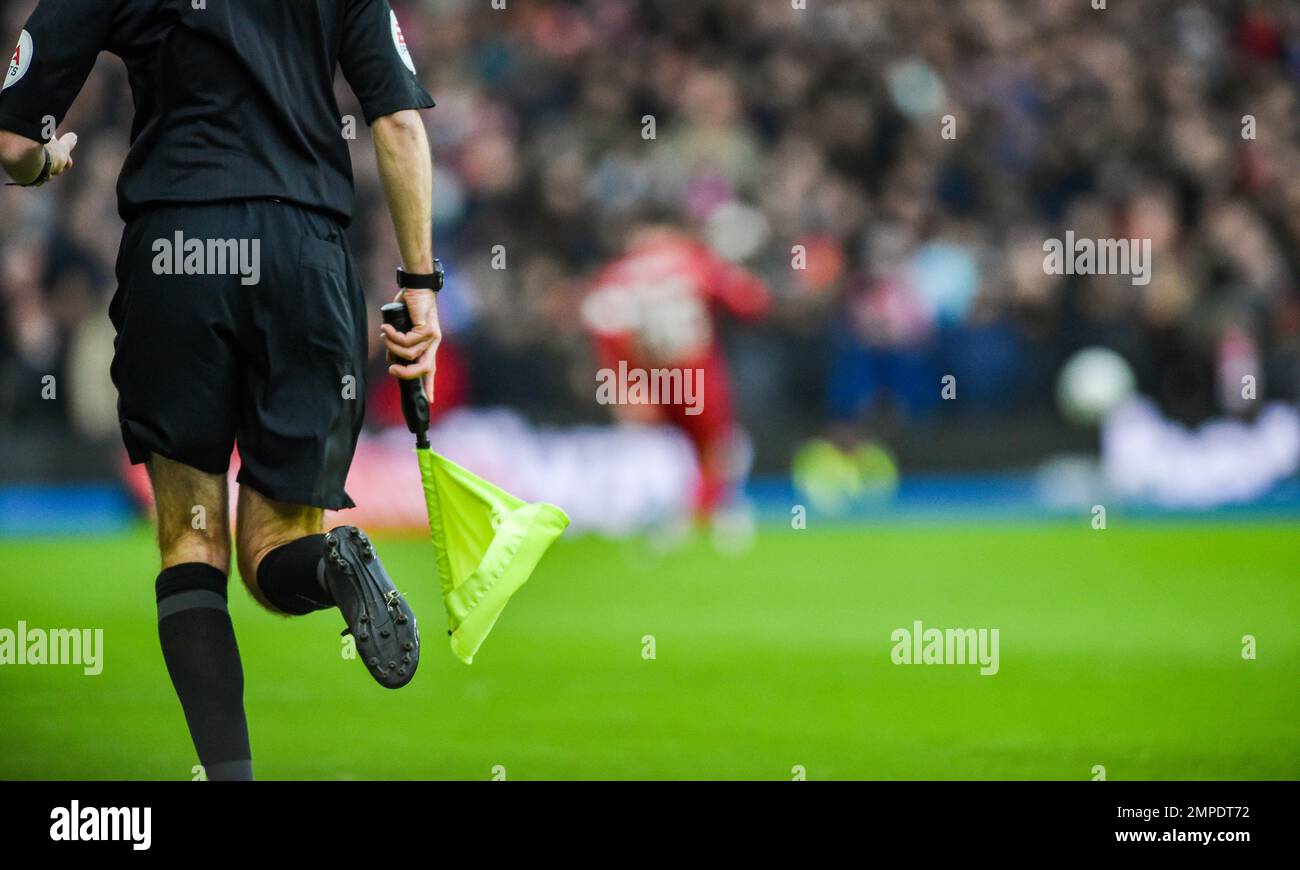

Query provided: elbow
[373,110,425,141]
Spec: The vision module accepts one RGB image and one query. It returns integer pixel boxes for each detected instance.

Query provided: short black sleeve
[0,0,115,142]
[340,0,435,125]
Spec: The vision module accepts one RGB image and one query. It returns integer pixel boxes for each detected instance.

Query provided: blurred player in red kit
[580,225,770,521]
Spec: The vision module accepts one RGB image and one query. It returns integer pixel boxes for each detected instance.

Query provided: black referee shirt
[0,0,434,226]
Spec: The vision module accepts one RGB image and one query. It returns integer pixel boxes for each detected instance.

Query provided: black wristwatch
[396,259,444,292]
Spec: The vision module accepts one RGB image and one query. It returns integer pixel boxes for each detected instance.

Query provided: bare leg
[147,455,252,780]
[235,485,325,613]
[148,454,230,571]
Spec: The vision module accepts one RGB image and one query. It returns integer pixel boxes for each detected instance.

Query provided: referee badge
[390,11,416,75]
[4,29,32,92]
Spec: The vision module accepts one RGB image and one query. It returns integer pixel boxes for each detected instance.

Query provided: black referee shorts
[109,200,368,509]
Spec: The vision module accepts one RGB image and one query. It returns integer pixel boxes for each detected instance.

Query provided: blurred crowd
[2,0,1299,472]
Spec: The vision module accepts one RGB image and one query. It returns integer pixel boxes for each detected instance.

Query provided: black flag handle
[380,301,431,449]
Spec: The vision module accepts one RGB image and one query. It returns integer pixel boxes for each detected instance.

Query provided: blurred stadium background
[1,0,1298,779]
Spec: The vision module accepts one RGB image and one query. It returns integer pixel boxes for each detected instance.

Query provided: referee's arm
[336,0,440,399]
[0,130,78,187]
[0,0,107,186]
[373,109,440,402]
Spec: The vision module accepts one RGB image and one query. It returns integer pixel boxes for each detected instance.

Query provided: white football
[1057,347,1137,426]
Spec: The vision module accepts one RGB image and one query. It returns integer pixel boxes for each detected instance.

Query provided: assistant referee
[0,0,444,780]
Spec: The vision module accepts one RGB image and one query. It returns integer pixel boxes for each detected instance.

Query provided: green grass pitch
[1,521,1297,779]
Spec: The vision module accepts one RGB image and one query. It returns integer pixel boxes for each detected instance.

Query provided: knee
[147,456,231,572]
[236,533,329,615]
[240,533,333,616]
[158,527,231,575]
[234,540,278,611]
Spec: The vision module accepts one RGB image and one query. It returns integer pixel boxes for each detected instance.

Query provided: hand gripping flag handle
[382,303,570,665]
[380,301,431,449]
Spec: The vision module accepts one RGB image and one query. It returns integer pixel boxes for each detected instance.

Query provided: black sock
[256,534,332,615]
[156,563,253,781]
